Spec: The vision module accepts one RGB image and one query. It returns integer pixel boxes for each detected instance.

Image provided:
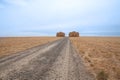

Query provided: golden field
[0,37,60,58]
[70,37,120,80]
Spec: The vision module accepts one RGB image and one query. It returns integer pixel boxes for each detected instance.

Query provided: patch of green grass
[97,71,108,80]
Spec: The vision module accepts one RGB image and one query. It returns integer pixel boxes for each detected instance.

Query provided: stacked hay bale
[56,32,65,37]
[69,31,79,37]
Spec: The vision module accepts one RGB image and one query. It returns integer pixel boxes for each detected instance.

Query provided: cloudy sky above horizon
[0,0,120,36]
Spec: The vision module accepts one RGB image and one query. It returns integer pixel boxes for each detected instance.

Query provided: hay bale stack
[69,31,79,37]
[56,32,65,37]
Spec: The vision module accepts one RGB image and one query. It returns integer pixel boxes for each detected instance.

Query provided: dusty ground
[70,37,120,80]
[0,37,60,57]
[0,38,94,80]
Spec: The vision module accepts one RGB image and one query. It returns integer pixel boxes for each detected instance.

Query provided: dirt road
[0,38,95,80]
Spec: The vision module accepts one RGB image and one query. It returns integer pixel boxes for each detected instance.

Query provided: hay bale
[56,32,65,37]
[69,31,79,37]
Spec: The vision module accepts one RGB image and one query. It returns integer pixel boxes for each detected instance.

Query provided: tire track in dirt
[42,38,70,80]
[68,41,95,80]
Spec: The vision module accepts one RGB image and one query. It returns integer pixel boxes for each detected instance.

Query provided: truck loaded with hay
[56,32,65,37]
[69,31,79,37]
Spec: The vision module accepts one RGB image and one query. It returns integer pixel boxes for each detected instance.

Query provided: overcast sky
[0,0,120,36]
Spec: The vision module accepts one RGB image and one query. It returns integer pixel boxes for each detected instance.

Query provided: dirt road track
[0,38,95,80]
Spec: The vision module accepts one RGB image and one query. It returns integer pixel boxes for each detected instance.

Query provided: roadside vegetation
[0,37,61,57]
[70,37,120,80]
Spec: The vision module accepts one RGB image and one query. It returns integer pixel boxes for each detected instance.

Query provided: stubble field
[0,37,60,58]
[70,37,120,80]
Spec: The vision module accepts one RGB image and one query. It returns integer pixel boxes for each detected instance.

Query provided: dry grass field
[70,37,120,80]
[0,37,61,58]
